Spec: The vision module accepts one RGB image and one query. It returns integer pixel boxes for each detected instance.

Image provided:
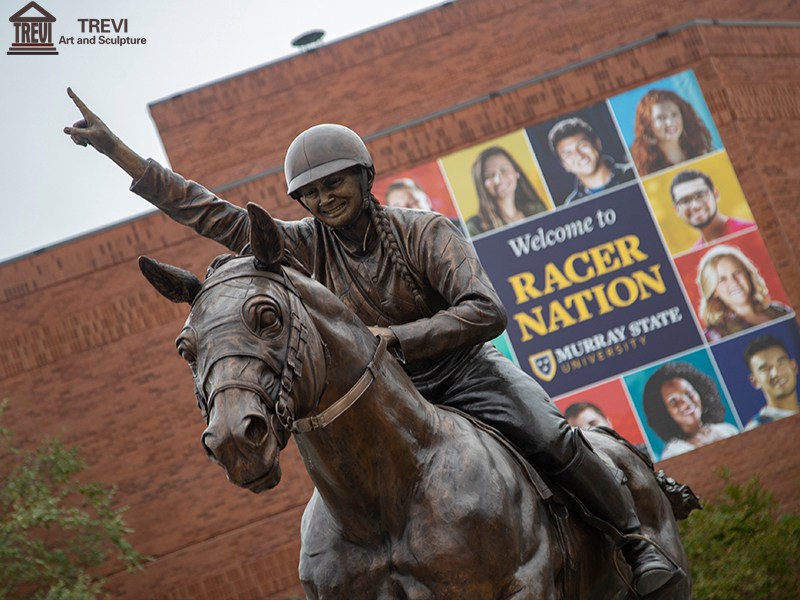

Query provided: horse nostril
[244,416,269,445]
[201,432,217,461]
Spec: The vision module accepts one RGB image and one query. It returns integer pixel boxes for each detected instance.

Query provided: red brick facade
[2,1,798,598]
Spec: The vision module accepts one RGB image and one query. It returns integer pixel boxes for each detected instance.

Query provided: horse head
[139,204,328,493]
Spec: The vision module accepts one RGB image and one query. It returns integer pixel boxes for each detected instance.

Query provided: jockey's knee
[510,412,577,473]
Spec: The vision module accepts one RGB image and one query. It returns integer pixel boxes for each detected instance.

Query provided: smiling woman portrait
[697,245,791,341]
[642,362,738,460]
[631,89,713,176]
[467,146,547,235]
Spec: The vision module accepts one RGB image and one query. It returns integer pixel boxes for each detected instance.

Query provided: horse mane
[284,267,375,335]
[204,253,239,279]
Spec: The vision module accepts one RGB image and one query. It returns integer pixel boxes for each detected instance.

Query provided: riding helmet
[284,124,373,196]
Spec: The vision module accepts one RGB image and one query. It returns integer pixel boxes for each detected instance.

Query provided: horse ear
[247,203,283,272]
[138,256,202,304]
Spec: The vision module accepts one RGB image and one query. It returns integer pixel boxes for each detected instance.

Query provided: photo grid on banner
[373,69,799,461]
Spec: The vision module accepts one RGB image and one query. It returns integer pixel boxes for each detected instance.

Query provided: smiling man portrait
[670,169,754,248]
[548,117,635,205]
[743,335,799,430]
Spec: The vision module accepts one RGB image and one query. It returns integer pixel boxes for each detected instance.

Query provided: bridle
[291,336,386,433]
[191,258,388,438]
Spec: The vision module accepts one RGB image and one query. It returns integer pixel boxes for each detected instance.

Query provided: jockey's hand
[63,87,148,180]
[368,326,399,350]
[63,87,118,155]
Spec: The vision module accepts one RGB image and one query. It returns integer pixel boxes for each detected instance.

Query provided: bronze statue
[137,210,693,598]
[65,89,696,598]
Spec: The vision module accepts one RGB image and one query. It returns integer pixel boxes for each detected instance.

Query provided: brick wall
[2,1,798,598]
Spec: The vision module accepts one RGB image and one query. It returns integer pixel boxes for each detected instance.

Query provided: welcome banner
[375,70,799,461]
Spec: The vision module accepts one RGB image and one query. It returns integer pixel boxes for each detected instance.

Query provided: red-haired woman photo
[631,89,713,176]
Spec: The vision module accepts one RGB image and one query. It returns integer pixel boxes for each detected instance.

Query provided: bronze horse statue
[140,204,694,599]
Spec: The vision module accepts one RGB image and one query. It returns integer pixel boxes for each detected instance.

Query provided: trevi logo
[8,1,57,55]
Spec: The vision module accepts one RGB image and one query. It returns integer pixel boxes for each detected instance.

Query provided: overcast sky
[0,0,445,262]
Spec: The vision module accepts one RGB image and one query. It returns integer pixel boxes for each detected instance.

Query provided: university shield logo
[8,1,57,55]
[528,349,557,382]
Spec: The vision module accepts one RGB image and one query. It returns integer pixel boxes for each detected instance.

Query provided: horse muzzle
[201,389,285,493]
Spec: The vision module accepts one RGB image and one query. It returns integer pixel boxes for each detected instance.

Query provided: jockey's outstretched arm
[63,87,252,254]
[63,87,148,182]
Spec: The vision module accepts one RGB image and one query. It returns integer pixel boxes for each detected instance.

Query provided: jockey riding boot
[550,430,682,597]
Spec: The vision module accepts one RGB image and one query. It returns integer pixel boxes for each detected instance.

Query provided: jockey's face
[295,168,367,230]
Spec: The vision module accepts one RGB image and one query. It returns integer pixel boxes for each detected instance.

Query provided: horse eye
[243,297,282,337]
[176,336,197,365]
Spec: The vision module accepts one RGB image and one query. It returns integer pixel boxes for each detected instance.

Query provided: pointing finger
[67,87,94,120]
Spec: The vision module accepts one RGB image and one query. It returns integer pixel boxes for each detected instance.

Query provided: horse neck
[292,284,439,538]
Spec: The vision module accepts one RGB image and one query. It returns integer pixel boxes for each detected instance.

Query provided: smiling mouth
[322,201,348,217]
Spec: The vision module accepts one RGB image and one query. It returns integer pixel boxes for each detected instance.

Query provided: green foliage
[679,468,800,600]
[0,400,147,600]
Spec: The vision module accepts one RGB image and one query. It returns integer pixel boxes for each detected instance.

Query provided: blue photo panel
[623,347,741,461]
[472,184,703,397]
[525,101,635,208]
[711,317,800,430]
[608,70,723,177]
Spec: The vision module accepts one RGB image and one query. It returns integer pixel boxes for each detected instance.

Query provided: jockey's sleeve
[130,159,252,253]
[389,215,507,364]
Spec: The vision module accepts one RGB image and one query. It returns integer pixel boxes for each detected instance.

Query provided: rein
[291,336,387,434]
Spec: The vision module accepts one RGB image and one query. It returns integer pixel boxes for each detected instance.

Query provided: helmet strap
[290,191,313,212]
[358,166,374,204]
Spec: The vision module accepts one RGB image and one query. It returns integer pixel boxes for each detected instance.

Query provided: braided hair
[364,184,432,317]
